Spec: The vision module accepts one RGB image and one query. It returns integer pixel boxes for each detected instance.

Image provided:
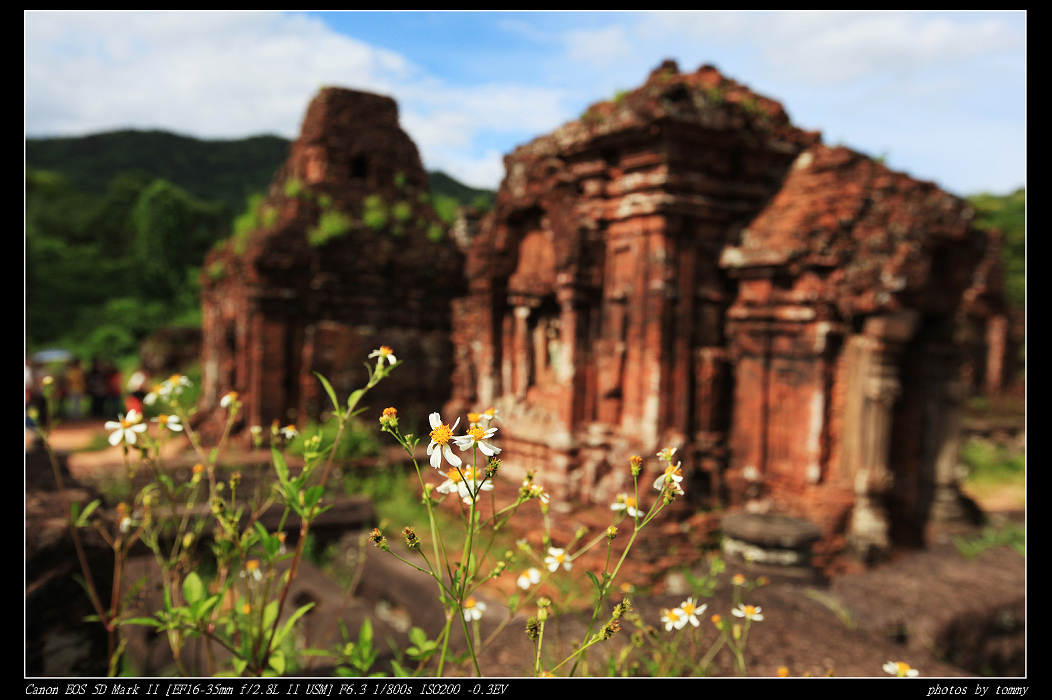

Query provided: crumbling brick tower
[201,88,464,437]
[448,61,820,502]
[450,62,1003,560]
[720,143,1001,560]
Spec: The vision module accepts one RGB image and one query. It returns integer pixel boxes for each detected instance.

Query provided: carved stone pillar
[985,314,1008,397]
[512,304,531,400]
[925,345,971,524]
[845,313,916,562]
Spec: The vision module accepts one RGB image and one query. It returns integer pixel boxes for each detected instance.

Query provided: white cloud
[24,11,413,139]
[563,25,636,69]
[635,11,1023,85]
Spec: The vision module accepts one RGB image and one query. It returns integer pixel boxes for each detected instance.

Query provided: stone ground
[27,420,1025,678]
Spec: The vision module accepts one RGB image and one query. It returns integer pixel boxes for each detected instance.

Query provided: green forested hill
[25,130,292,216]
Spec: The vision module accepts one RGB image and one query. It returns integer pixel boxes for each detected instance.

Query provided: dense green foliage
[427,171,494,211]
[25,129,494,363]
[427,170,494,224]
[25,166,220,358]
[966,187,1026,310]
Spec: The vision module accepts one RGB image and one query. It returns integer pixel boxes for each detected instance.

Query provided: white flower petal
[443,445,462,468]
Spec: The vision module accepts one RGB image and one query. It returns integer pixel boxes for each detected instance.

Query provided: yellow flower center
[624,496,637,508]
[743,605,757,616]
[464,596,477,609]
[379,346,392,356]
[467,412,481,424]
[382,407,397,418]
[246,559,260,571]
[158,414,170,425]
[484,408,496,418]
[664,465,682,479]
[193,463,204,474]
[467,425,486,441]
[430,424,453,445]
[555,553,566,563]
[169,374,182,384]
[682,601,695,615]
[895,662,910,674]
[446,469,464,483]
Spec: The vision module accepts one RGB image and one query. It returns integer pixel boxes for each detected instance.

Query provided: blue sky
[24,11,1026,196]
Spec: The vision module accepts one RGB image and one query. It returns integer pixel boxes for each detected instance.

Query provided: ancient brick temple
[200,88,464,436]
[446,61,1007,560]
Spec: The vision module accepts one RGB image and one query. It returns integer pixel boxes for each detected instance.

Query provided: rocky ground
[26,420,1025,678]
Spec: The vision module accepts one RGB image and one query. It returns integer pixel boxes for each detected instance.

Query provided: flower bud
[369,527,389,552]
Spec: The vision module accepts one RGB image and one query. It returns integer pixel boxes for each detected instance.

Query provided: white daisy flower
[661,607,684,632]
[436,467,492,504]
[679,597,705,627]
[453,424,501,457]
[611,493,641,518]
[653,463,685,492]
[369,346,397,365]
[517,568,542,590]
[152,414,183,432]
[427,412,462,470]
[731,604,764,622]
[883,661,919,677]
[462,596,486,621]
[105,410,147,446]
[544,547,572,573]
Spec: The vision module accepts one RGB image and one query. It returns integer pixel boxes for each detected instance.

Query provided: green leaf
[74,499,102,528]
[272,602,315,648]
[302,485,326,510]
[272,448,290,486]
[183,572,204,605]
[346,388,365,416]
[586,570,601,593]
[262,599,279,631]
[358,618,373,648]
[409,627,427,646]
[315,372,341,413]
[268,649,286,676]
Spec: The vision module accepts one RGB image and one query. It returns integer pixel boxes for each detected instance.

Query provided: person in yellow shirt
[66,358,86,421]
